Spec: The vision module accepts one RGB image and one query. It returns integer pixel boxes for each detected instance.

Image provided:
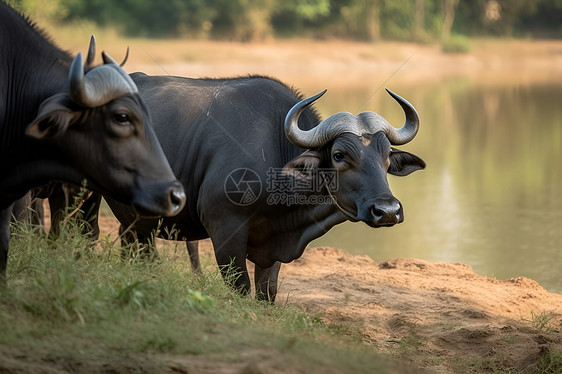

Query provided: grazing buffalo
[0,3,186,275]
[64,72,425,302]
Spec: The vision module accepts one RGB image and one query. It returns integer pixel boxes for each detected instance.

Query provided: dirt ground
[97,214,562,373]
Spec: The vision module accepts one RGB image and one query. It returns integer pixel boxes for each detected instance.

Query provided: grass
[441,34,471,53]
[0,219,415,373]
[539,349,562,374]
[529,310,557,334]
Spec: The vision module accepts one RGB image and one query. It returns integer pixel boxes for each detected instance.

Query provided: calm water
[310,78,562,294]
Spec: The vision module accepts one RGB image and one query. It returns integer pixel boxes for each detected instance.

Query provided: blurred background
[9,0,562,293]
[9,0,562,42]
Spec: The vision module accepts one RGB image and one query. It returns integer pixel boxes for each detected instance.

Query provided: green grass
[441,34,471,53]
[529,310,557,334]
[1,219,416,373]
[539,349,562,374]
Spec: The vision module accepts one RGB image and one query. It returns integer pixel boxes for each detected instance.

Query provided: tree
[366,0,381,41]
[441,0,460,41]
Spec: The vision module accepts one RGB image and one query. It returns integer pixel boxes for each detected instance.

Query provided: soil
[98,215,562,373]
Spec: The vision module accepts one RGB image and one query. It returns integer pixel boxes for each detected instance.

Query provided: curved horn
[285,90,366,148]
[285,88,420,149]
[284,90,329,148]
[381,88,420,145]
[101,50,118,65]
[120,47,129,66]
[85,35,96,67]
[102,48,129,67]
[68,52,88,106]
[68,52,138,108]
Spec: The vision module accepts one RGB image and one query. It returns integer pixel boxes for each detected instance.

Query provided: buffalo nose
[371,199,403,226]
[167,183,186,216]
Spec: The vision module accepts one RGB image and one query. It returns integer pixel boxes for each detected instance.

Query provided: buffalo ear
[388,147,426,176]
[26,94,80,139]
[283,150,322,180]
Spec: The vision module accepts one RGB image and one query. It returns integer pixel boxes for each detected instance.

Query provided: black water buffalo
[85,72,425,302]
[0,3,186,275]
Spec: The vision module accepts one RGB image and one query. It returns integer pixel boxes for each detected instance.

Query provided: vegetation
[0,219,413,373]
[539,349,562,374]
[8,0,562,42]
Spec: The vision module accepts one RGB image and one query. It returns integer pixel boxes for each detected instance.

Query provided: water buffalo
[0,3,186,275]
[67,72,425,302]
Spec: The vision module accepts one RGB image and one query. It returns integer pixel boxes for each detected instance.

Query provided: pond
[309,76,562,294]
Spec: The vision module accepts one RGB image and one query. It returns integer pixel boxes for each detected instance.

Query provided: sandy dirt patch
[97,215,562,373]
[279,246,562,372]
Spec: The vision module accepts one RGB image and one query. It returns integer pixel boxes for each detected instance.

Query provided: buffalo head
[24,37,185,217]
[284,89,425,227]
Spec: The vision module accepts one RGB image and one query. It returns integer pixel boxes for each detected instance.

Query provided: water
[310,78,562,294]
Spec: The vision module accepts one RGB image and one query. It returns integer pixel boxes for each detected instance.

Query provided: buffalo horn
[379,88,420,145]
[85,35,96,68]
[102,48,129,67]
[284,89,331,148]
[68,51,138,108]
[284,89,419,148]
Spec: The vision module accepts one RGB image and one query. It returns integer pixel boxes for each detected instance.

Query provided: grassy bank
[0,220,416,373]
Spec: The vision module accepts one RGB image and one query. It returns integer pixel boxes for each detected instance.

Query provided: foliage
[10,0,562,41]
[529,310,557,334]
[0,219,405,373]
[539,349,562,374]
[441,33,471,53]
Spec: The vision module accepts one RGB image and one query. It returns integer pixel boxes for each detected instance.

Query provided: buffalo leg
[118,224,157,259]
[211,228,251,296]
[254,261,281,302]
[79,191,102,240]
[11,192,32,224]
[30,196,44,227]
[47,183,68,237]
[49,183,101,239]
[186,240,201,273]
[0,205,13,276]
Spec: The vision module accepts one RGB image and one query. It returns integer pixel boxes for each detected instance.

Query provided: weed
[528,311,556,334]
[539,349,562,374]
[452,356,515,374]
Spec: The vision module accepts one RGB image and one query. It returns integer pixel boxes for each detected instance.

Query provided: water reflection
[311,79,562,294]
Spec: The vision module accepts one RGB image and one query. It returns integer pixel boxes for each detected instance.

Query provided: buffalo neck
[0,156,85,209]
[258,186,348,264]
[0,3,71,149]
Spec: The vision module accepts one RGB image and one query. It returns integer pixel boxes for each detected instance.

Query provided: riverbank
[48,34,562,88]
[98,215,562,373]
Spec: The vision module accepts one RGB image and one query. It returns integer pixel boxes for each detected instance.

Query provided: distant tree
[415,0,425,40]
[366,0,381,41]
[11,0,562,41]
[441,0,459,41]
[208,0,276,41]
[8,0,68,23]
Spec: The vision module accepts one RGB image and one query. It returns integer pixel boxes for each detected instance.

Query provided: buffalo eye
[114,113,130,124]
[333,152,345,162]
[109,112,135,137]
